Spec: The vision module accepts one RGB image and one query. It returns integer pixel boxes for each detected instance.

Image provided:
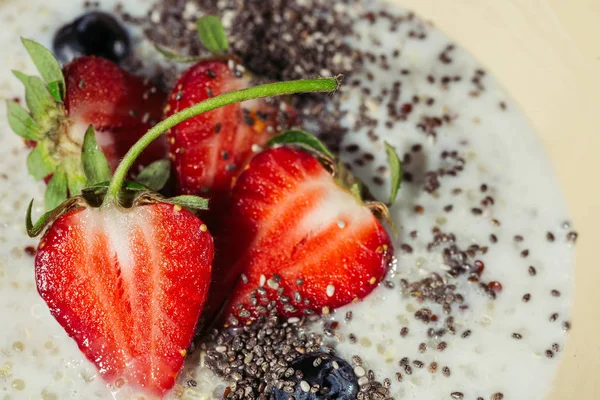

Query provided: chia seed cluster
[202,316,391,400]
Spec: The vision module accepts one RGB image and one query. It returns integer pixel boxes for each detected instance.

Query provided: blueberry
[271,352,358,400]
[53,11,130,64]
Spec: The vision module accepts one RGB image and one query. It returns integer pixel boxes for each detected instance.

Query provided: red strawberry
[165,60,293,227]
[8,47,166,209]
[216,147,393,326]
[35,201,213,396]
[62,56,166,171]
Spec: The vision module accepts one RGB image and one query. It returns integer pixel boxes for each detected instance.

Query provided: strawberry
[7,39,166,210]
[164,59,293,227]
[216,143,396,327]
[35,200,213,395]
[62,56,166,171]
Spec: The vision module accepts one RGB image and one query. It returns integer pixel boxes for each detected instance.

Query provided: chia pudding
[0,0,576,399]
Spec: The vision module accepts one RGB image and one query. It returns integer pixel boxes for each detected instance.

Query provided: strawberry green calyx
[384,141,403,204]
[103,77,340,206]
[21,38,66,101]
[81,125,111,186]
[196,15,229,54]
[8,38,83,208]
[267,129,335,159]
[154,15,229,63]
[134,159,171,191]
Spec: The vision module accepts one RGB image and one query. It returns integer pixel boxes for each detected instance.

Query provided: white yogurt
[0,0,575,399]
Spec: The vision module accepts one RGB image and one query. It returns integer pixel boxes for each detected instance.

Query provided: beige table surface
[391,0,600,398]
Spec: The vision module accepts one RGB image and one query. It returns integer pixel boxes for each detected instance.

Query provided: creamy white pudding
[0,0,575,399]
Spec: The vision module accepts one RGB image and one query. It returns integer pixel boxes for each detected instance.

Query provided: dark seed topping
[24,246,36,257]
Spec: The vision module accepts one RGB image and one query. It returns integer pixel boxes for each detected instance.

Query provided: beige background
[390,0,600,398]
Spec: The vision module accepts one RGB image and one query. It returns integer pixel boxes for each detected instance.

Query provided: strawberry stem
[104,77,339,205]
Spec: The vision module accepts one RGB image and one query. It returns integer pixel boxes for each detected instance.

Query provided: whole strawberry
[7,39,166,210]
[21,37,338,399]
[215,132,401,327]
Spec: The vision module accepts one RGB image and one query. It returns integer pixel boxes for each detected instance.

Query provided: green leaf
[45,169,68,210]
[47,81,62,102]
[66,169,86,195]
[81,181,147,208]
[164,195,209,210]
[81,125,112,185]
[154,44,201,63]
[384,142,402,204]
[27,142,56,180]
[21,38,65,101]
[26,197,80,237]
[6,100,41,140]
[12,71,57,122]
[267,129,334,159]
[196,15,229,54]
[135,159,171,191]
[62,155,86,195]
[84,180,147,192]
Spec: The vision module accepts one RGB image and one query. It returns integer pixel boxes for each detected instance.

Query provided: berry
[271,352,358,400]
[9,53,166,207]
[53,12,130,64]
[215,146,393,326]
[35,201,214,396]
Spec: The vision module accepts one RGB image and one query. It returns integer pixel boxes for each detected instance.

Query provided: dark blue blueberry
[271,352,358,400]
[53,11,130,64]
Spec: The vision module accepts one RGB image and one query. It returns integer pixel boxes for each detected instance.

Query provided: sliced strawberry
[63,56,166,171]
[35,202,213,395]
[216,147,393,326]
[165,60,292,227]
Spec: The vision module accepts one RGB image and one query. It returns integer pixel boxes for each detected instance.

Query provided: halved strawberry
[7,40,166,210]
[35,200,213,395]
[165,59,293,227]
[216,145,395,327]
